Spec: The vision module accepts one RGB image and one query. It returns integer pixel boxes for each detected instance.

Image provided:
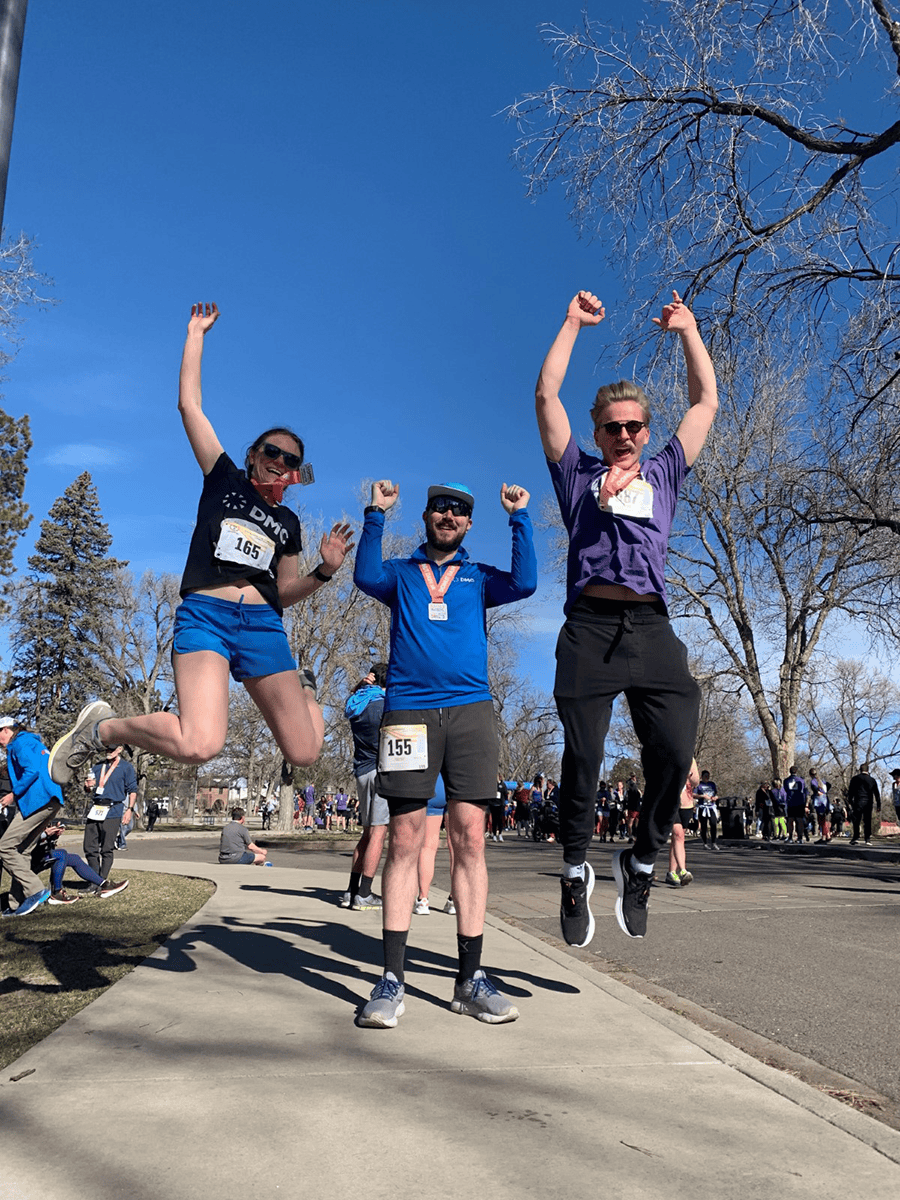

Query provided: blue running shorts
[173,593,297,682]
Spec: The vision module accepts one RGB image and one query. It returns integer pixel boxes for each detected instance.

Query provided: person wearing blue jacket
[0,717,64,916]
[353,479,536,1028]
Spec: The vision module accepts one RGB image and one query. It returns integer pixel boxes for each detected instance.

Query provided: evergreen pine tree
[10,471,126,745]
[0,406,31,619]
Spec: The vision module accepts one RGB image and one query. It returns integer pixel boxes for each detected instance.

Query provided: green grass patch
[0,871,215,1070]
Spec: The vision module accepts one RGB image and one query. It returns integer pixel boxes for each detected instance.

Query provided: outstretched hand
[500,482,530,513]
[652,290,696,333]
[567,291,605,327]
[188,302,219,336]
[319,523,355,574]
[371,480,400,511]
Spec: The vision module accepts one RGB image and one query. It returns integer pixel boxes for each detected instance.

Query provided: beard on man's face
[425,514,467,553]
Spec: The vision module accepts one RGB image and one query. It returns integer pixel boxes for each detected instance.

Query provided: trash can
[720,804,746,840]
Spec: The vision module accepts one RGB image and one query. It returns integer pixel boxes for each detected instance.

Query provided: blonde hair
[590,381,651,428]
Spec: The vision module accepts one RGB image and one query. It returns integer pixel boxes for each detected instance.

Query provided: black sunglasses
[260,442,302,471]
[427,496,472,518]
[599,420,647,437]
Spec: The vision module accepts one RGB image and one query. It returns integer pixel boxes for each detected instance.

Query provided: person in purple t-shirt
[535,288,718,947]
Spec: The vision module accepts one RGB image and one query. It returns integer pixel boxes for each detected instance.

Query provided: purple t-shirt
[548,435,689,614]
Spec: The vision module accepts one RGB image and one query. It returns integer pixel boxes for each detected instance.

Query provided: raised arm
[178,302,224,474]
[277,523,355,608]
[535,292,605,463]
[485,483,537,605]
[353,480,401,602]
[654,292,718,468]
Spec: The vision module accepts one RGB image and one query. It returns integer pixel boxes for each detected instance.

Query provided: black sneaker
[613,848,652,939]
[559,861,595,948]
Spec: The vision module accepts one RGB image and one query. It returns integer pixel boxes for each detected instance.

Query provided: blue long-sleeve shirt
[7,731,64,818]
[354,509,537,711]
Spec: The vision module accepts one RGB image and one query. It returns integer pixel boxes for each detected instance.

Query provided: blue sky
[3,0,663,696]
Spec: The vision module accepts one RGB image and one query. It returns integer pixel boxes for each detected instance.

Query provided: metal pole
[0,0,28,232]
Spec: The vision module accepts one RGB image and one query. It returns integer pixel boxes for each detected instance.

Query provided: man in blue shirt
[83,745,138,882]
[353,479,536,1027]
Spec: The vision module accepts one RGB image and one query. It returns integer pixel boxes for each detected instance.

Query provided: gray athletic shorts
[376,700,499,813]
[355,769,389,827]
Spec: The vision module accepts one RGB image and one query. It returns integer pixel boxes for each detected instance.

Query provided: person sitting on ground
[218,808,269,865]
[31,821,129,903]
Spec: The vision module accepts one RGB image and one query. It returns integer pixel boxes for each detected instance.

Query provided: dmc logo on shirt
[457,576,476,582]
[248,505,292,545]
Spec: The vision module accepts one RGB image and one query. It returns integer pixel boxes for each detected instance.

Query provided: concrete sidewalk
[2,859,899,1200]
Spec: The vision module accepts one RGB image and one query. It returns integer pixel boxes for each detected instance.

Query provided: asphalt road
[115,828,900,1118]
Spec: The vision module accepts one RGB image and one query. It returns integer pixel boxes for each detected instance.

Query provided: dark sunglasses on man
[427,496,472,518]
[598,420,647,437]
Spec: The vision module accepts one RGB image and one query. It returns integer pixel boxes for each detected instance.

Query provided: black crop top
[179,452,303,615]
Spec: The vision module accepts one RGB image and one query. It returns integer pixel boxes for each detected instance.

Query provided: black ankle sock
[456,933,483,984]
[348,871,361,897]
[360,874,374,897]
[383,929,408,984]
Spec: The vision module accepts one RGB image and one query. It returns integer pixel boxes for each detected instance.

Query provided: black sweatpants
[83,816,122,881]
[554,597,700,867]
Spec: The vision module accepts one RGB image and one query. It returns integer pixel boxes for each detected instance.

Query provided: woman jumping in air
[49,303,353,783]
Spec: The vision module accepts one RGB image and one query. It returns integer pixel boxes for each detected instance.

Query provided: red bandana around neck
[599,462,642,508]
[252,471,302,506]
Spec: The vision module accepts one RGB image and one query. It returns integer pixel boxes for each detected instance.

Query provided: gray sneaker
[358,972,405,1027]
[451,970,519,1024]
[48,701,115,784]
[339,891,352,908]
[351,892,382,910]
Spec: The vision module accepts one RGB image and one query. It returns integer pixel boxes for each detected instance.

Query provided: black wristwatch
[311,565,333,583]
[364,505,385,517]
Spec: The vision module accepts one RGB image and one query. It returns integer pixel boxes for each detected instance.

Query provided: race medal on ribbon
[419,562,459,621]
[215,518,276,571]
[607,477,654,520]
[379,724,429,772]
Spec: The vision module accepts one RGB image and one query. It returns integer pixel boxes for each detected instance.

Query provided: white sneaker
[413,897,430,916]
[442,897,456,915]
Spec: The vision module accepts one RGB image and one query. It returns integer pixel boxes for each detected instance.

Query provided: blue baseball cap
[427,482,474,510]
